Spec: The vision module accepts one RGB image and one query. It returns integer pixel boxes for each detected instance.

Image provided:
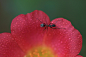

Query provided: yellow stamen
[24,46,57,57]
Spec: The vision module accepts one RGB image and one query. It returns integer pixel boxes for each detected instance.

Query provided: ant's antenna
[36,18,43,23]
[56,27,66,29]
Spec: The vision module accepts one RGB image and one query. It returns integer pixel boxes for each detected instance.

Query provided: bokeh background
[0,0,86,56]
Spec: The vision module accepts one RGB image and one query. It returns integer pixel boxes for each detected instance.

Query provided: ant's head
[40,23,46,27]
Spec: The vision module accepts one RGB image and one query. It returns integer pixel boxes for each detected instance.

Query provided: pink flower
[0,10,82,57]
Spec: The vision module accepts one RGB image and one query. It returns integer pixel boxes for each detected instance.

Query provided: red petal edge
[75,55,83,57]
[44,18,82,57]
[11,10,50,53]
[0,33,25,57]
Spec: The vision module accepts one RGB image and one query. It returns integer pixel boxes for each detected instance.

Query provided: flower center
[24,46,57,57]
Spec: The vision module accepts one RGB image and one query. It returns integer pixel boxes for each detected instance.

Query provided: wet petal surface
[11,10,50,53]
[44,18,82,57]
[0,33,25,57]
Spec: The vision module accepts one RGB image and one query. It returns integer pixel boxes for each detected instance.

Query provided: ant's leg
[50,27,52,28]
[52,27,66,29]
[43,27,46,31]
[47,27,48,31]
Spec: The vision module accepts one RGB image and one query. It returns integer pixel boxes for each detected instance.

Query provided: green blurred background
[0,0,86,56]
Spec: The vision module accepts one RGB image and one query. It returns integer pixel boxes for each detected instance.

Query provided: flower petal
[75,55,83,57]
[44,18,82,57]
[11,10,50,53]
[0,33,25,57]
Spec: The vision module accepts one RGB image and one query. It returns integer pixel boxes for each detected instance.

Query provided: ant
[36,18,65,30]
